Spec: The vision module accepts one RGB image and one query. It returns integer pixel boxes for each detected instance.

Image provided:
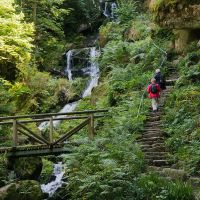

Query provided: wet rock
[0,180,42,200]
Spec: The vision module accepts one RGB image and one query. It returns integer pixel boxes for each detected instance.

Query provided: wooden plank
[88,114,94,140]
[6,147,73,157]
[12,119,18,148]
[0,115,104,125]
[0,109,108,120]
[17,122,50,145]
[0,143,65,153]
[49,117,53,144]
[52,118,90,145]
[18,129,45,145]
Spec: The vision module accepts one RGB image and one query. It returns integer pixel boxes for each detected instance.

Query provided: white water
[111,2,117,19]
[82,47,99,98]
[41,162,65,197]
[38,47,99,130]
[40,47,100,197]
[65,50,73,81]
[103,1,118,20]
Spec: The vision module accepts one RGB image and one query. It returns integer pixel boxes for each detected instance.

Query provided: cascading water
[111,2,117,20]
[65,50,73,81]
[82,47,99,98]
[41,162,65,198]
[38,47,100,130]
[101,0,118,20]
[40,47,100,197]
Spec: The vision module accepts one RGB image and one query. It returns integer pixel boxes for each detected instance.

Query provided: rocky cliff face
[149,0,200,52]
[155,3,200,29]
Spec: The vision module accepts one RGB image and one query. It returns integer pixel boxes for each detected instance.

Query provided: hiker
[154,69,166,90]
[147,78,161,112]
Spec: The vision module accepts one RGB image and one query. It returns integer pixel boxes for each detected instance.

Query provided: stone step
[145,122,162,127]
[137,136,164,142]
[144,128,162,132]
[145,151,167,156]
[152,159,170,167]
[140,144,152,149]
[138,140,164,145]
[151,142,165,148]
[142,146,166,152]
[146,159,169,165]
[145,124,162,128]
[145,155,167,160]
[166,79,178,86]
[141,143,165,150]
[142,133,163,139]
[149,112,163,116]
[147,116,161,122]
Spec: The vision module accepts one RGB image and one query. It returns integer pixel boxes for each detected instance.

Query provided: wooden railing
[0,109,108,156]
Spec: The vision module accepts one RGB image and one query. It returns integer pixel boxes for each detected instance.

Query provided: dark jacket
[154,72,166,90]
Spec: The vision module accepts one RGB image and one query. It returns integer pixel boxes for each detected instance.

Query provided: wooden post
[88,114,94,140]
[13,119,18,148]
[49,117,53,144]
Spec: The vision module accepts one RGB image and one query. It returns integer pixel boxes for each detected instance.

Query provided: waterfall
[82,47,99,98]
[40,47,100,197]
[38,47,100,130]
[41,162,65,197]
[65,50,73,81]
[102,1,118,20]
[103,2,110,17]
[111,2,117,20]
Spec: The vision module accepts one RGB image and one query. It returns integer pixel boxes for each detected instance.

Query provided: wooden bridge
[0,109,108,157]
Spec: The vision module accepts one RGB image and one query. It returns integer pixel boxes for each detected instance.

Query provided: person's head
[151,78,156,84]
[156,69,160,73]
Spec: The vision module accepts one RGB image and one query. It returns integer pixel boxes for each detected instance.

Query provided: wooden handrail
[0,109,108,120]
[17,122,50,145]
[18,129,45,145]
[0,115,104,125]
[0,109,108,156]
[52,118,90,145]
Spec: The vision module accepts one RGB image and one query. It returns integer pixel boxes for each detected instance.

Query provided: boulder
[13,157,42,180]
[0,180,42,200]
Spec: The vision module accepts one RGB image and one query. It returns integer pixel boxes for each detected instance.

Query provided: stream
[40,46,100,198]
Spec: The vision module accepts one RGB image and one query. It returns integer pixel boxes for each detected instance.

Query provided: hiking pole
[136,90,146,118]
[137,42,168,118]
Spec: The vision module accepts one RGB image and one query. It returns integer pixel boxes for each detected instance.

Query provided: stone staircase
[138,70,200,198]
[138,85,173,168]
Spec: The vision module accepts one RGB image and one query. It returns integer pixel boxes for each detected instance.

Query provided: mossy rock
[39,159,54,184]
[13,157,42,180]
[0,156,8,187]
[0,180,42,200]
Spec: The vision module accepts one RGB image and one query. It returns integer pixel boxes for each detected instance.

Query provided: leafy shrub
[164,49,200,175]
[117,0,140,24]
[137,173,194,200]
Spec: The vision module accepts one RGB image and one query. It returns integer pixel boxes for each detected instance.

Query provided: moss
[39,159,54,184]
[13,157,42,180]
[0,180,42,200]
[99,22,124,47]
[149,0,199,18]
[71,77,90,98]
[0,156,8,187]
[17,180,42,200]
